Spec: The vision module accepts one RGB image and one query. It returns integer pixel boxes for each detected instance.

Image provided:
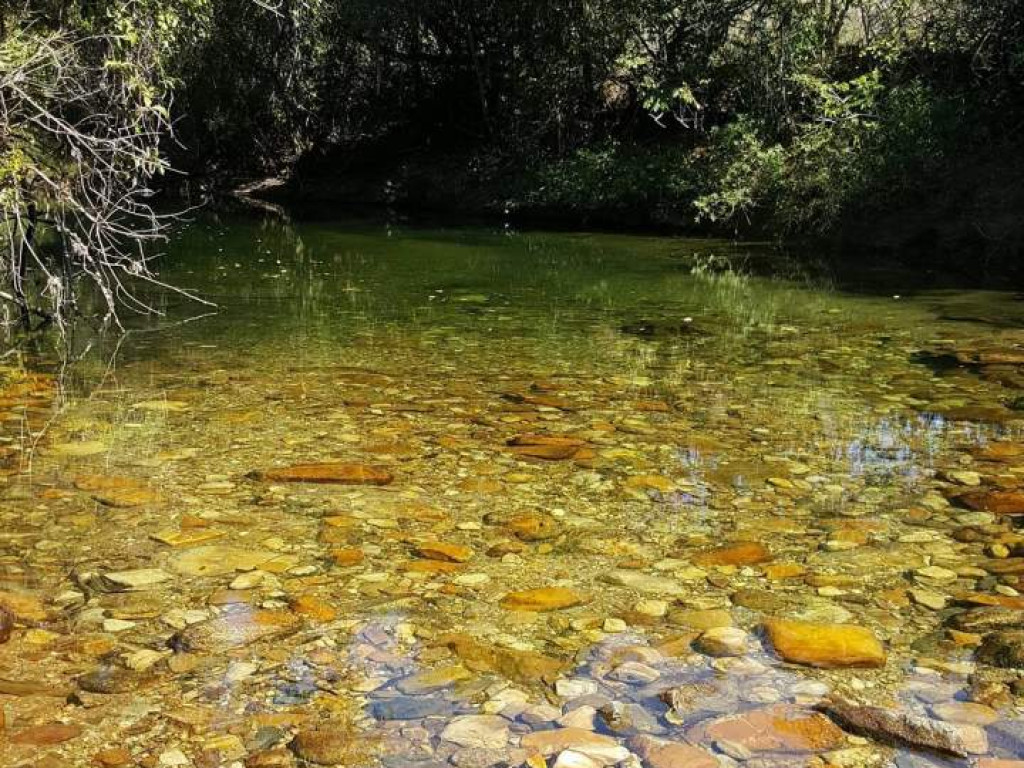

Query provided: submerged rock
[9,723,83,745]
[370,697,463,721]
[0,590,49,622]
[976,630,1024,668]
[686,705,846,754]
[170,545,295,577]
[502,513,562,541]
[693,542,771,567]
[440,716,510,749]
[958,490,1024,516]
[628,735,717,768]
[762,618,887,668]
[73,474,162,507]
[521,728,629,765]
[818,698,976,757]
[603,570,687,597]
[396,665,473,694]
[0,606,12,643]
[78,666,145,694]
[499,587,586,612]
[171,609,300,652]
[414,542,474,563]
[250,462,394,485]
[290,727,361,766]
[102,569,173,591]
[436,633,565,687]
[694,627,750,657]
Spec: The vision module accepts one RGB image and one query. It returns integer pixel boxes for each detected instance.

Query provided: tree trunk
[15,201,37,329]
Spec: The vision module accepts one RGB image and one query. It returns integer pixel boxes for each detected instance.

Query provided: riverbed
[1,214,1023,768]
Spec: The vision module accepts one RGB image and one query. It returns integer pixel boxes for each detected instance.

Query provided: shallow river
[2,214,1024,768]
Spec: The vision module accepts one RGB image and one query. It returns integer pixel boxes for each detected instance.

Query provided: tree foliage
[0,1,206,330]
[1,0,1022,328]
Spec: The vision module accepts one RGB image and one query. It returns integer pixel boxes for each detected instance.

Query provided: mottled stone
[290,728,359,765]
[976,630,1024,668]
[171,609,300,652]
[686,705,845,754]
[818,699,973,757]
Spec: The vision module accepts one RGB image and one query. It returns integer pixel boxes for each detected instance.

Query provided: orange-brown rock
[624,475,674,492]
[290,595,337,623]
[762,563,806,581]
[251,463,393,485]
[686,706,845,754]
[509,443,580,460]
[960,490,1024,516]
[521,728,627,759]
[244,749,295,768]
[330,548,364,567]
[0,590,48,623]
[414,542,474,563]
[499,587,586,612]
[975,443,1024,462]
[74,475,162,507]
[505,513,561,541]
[953,591,1024,610]
[507,434,586,448]
[0,605,11,643]
[763,619,886,668]
[503,393,576,411]
[694,542,772,567]
[9,723,82,745]
[94,748,133,767]
[403,560,462,574]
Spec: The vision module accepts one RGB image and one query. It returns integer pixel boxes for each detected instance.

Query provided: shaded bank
[240,141,1024,290]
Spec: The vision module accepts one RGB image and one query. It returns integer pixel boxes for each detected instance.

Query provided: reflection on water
[0,213,1023,766]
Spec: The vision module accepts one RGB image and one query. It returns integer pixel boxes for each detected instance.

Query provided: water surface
[1,214,1023,767]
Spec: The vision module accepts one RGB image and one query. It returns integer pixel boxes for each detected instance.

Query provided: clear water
[1,213,1023,767]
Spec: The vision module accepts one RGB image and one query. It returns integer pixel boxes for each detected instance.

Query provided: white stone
[440,715,509,749]
[909,588,949,610]
[103,618,136,632]
[555,678,599,698]
[603,570,686,596]
[695,627,749,657]
[559,705,598,730]
[635,599,668,617]
[229,571,265,590]
[158,748,191,767]
[225,661,259,683]
[606,661,660,685]
[553,750,603,768]
[603,618,627,633]
[125,649,167,671]
[103,569,173,591]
